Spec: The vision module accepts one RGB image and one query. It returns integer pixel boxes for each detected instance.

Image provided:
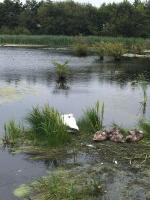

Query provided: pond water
[0,47,150,200]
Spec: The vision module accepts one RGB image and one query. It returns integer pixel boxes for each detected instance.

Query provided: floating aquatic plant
[0,86,20,105]
[14,184,30,198]
[0,85,38,105]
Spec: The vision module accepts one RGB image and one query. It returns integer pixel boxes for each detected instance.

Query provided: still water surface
[0,47,150,199]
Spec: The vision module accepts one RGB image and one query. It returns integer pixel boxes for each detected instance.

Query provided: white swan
[61,113,79,131]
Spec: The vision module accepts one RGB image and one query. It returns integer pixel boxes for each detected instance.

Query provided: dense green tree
[0,0,149,37]
[0,0,22,28]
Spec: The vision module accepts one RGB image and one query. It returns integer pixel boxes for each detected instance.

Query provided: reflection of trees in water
[53,79,70,95]
[1,60,150,89]
[95,61,150,87]
[44,159,64,169]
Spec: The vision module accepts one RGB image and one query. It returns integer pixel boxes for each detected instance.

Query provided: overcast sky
[53,0,127,7]
[0,0,132,7]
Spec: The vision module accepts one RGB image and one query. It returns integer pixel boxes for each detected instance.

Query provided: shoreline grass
[14,166,104,200]
[0,35,150,48]
[3,105,71,147]
[78,102,104,134]
[26,105,71,146]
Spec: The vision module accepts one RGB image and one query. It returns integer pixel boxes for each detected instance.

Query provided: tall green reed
[26,105,70,146]
[138,74,148,115]
[54,61,70,82]
[0,35,149,49]
[4,120,23,144]
[78,101,104,133]
[139,120,150,139]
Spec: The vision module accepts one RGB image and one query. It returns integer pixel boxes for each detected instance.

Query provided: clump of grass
[93,42,125,61]
[139,120,150,139]
[138,74,148,115]
[14,169,103,200]
[106,42,126,60]
[73,43,88,57]
[73,36,89,57]
[4,120,23,145]
[78,101,104,134]
[26,105,70,146]
[130,43,145,54]
[54,61,70,82]
[92,42,106,60]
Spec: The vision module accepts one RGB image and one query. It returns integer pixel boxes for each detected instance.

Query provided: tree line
[0,0,150,37]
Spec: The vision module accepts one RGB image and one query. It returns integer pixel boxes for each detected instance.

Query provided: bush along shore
[0,35,150,60]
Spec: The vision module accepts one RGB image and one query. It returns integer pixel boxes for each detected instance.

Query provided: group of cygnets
[93,128,144,143]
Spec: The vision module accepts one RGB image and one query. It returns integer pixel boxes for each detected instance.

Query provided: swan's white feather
[61,113,79,131]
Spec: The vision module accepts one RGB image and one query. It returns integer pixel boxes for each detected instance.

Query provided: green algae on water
[14,184,30,197]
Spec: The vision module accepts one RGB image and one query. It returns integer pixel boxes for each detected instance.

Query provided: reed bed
[0,35,150,49]
[4,120,24,144]
[0,35,74,47]
[78,102,104,134]
[26,105,70,146]
[3,105,71,146]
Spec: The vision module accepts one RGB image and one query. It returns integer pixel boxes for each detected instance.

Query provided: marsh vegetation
[78,102,104,134]
[138,75,148,115]
[4,120,23,145]
[54,61,70,82]
[3,105,71,147]
[0,47,150,200]
[0,1,150,198]
[3,100,150,147]
[92,42,126,61]
[14,167,104,200]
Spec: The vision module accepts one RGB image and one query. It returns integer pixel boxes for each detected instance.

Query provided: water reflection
[53,80,70,95]
[1,61,150,89]
[0,48,150,128]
